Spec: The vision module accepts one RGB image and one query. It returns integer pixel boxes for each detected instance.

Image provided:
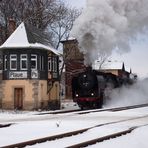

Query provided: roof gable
[2,22,28,46]
[0,22,61,55]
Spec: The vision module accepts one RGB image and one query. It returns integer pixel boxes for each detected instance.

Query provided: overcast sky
[63,0,148,79]
[63,0,86,8]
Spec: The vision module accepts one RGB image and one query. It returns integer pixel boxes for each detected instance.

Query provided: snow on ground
[88,126,148,148]
[0,105,148,148]
[61,100,79,110]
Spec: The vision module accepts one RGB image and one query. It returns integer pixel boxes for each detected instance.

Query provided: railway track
[1,103,147,124]
[68,124,148,148]
[36,104,148,115]
[36,103,148,115]
[77,103,148,115]
[36,109,81,115]
[0,123,12,128]
[1,103,148,129]
[2,114,148,148]
[67,127,136,148]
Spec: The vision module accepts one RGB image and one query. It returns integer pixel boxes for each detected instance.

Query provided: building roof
[102,61,124,70]
[95,60,131,73]
[60,37,77,43]
[0,22,61,55]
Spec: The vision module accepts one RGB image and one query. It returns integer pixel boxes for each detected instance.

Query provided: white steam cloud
[105,78,148,107]
[71,0,148,65]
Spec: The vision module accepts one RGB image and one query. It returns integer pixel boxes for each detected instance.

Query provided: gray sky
[63,0,148,79]
[63,0,86,8]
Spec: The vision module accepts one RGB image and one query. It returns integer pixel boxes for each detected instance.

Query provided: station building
[0,22,61,110]
[95,61,130,77]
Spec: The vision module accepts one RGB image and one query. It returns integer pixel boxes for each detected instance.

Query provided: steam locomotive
[72,67,135,109]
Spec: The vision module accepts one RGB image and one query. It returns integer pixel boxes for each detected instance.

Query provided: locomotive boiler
[72,67,133,109]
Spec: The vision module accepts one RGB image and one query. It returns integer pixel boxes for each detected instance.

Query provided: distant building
[0,22,61,110]
[95,60,137,82]
[95,61,128,76]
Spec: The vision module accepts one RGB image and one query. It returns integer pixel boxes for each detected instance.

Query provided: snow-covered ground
[0,104,148,148]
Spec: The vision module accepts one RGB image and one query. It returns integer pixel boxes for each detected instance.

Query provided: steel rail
[66,128,136,148]
[67,123,148,148]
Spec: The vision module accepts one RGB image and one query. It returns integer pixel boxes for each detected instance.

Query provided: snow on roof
[101,61,123,69]
[0,22,62,56]
[99,61,130,72]
[60,37,77,43]
[67,37,76,40]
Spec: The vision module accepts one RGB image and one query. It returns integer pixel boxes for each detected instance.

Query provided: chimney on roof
[8,18,16,35]
[122,62,125,71]
[130,68,132,73]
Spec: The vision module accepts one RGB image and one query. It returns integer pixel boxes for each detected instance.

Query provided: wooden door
[14,88,23,110]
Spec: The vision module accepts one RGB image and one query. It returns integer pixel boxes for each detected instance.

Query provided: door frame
[14,87,24,110]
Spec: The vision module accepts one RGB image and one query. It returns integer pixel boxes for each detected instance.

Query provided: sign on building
[31,70,38,78]
[9,71,27,79]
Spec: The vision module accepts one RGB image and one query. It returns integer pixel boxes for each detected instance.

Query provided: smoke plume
[71,0,148,65]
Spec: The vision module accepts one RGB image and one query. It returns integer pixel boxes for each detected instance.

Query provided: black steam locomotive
[72,67,134,109]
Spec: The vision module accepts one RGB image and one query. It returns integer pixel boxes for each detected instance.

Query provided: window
[10,54,17,70]
[31,54,37,70]
[20,54,27,70]
[40,55,44,70]
[48,57,58,72]
[53,57,57,72]
[48,57,52,71]
[4,55,7,70]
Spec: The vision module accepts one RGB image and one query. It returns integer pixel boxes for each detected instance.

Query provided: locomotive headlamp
[83,74,87,78]
[91,93,94,96]
[76,94,79,97]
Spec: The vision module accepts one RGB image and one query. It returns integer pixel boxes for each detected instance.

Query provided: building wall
[48,81,60,109]
[49,81,60,101]
[101,69,119,76]
[100,69,130,78]
[62,39,83,60]
[62,39,86,99]
[65,60,86,99]
[0,80,57,110]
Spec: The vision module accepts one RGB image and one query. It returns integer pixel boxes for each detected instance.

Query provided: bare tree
[49,5,81,81]
[97,53,110,69]
[50,6,81,49]
[0,0,80,47]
